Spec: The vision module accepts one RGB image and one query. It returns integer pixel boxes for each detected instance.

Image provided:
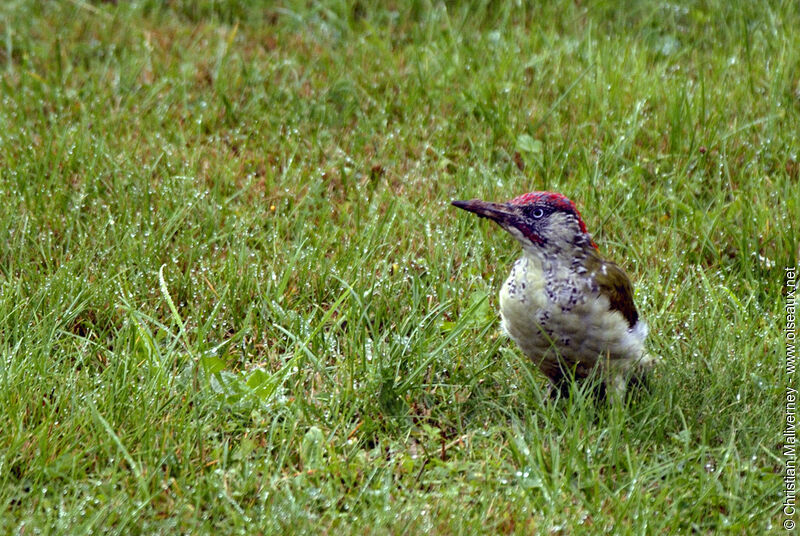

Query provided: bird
[452,191,658,400]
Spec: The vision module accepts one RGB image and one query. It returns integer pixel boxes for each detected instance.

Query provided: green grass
[0,0,797,533]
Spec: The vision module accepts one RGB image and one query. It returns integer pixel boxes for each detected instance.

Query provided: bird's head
[452,191,597,256]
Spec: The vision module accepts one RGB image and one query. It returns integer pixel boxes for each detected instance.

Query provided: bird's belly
[499,257,644,378]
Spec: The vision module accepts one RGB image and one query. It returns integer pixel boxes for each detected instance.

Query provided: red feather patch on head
[509,191,596,246]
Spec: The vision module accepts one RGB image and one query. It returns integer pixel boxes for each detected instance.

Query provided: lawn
[0,0,797,533]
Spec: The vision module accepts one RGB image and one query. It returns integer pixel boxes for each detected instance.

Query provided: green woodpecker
[453,191,657,399]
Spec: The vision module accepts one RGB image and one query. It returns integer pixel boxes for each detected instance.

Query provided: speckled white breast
[499,253,648,381]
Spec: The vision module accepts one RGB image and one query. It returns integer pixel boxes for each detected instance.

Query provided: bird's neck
[522,241,597,275]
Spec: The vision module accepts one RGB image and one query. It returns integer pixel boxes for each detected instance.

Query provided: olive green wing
[586,252,639,328]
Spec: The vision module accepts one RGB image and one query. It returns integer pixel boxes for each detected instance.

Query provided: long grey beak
[451,199,519,227]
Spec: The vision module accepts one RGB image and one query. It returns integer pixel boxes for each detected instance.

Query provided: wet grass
[0,0,797,533]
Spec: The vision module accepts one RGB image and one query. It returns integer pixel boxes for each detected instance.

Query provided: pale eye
[532,208,544,219]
